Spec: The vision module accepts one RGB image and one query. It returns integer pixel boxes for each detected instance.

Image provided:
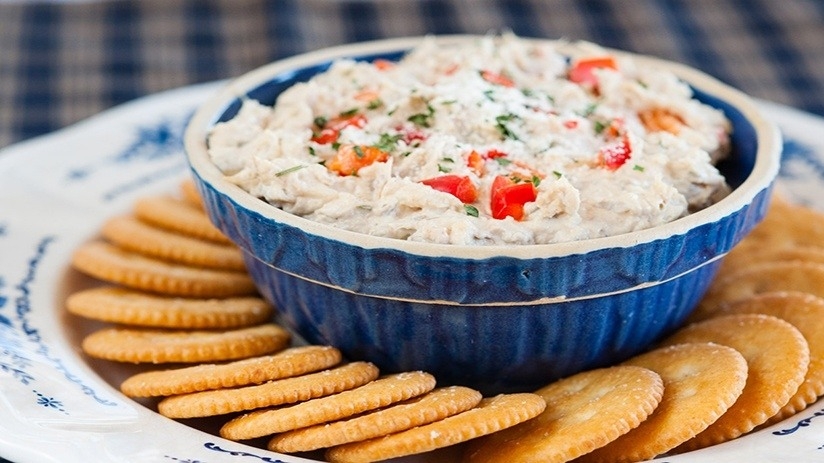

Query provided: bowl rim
[185,34,782,260]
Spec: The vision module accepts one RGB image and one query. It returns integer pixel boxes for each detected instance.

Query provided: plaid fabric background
[0,0,823,150]
[0,1,822,461]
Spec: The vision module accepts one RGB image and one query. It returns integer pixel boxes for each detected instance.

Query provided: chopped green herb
[407,103,436,128]
[464,204,480,217]
[438,164,452,173]
[495,157,512,166]
[353,145,365,158]
[275,165,306,177]
[495,113,520,140]
[441,99,458,105]
[339,108,359,117]
[308,146,316,156]
[580,103,598,117]
[553,171,563,179]
[313,116,328,128]
[633,164,646,172]
[367,99,384,110]
[521,88,535,97]
[374,133,402,152]
[442,157,455,163]
[531,175,542,187]
[331,141,341,150]
[593,120,607,134]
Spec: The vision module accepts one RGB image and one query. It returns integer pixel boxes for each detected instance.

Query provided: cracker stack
[67,183,824,463]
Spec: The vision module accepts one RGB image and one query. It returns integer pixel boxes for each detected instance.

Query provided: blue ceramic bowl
[184,37,781,394]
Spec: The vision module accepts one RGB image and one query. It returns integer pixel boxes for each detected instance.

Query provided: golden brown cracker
[81,323,290,364]
[121,345,342,397]
[101,215,246,271]
[180,177,205,210]
[695,261,824,319]
[66,286,271,329]
[160,361,380,419]
[717,240,824,281]
[577,343,748,463]
[660,314,809,451]
[710,291,824,423]
[220,371,436,440]
[71,241,257,298]
[134,194,231,244]
[464,366,663,463]
[268,385,483,453]
[745,198,824,247]
[326,393,546,463]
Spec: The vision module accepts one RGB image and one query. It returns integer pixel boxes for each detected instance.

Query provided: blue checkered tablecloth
[0,0,823,151]
[0,1,823,461]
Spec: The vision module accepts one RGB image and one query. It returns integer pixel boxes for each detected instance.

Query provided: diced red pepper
[466,150,485,176]
[311,113,368,144]
[374,59,395,71]
[326,144,389,176]
[421,175,478,204]
[598,134,632,170]
[490,175,538,221]
[481,70,515,87]
[484,149,508,159]
[400,126,427,145]
[568,56,618,88]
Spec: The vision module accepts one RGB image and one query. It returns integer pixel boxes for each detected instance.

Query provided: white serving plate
[0,82,822,463]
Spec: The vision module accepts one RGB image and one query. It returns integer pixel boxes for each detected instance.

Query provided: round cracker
[71,241,257,298]
[180,178,205,210]
[101,215,246,271]
[81,323,290,364]
[220,371,436,441]
[134,194,231,244]
[464,366,664,463]
[709,291,824,423]
[327,393,546,463]
[744,198,824,247]
[577,343,747,463]
[695,261,824,319]
[269,386,483,453]
[66,286,272,329]
[717,241,824,281]
[160,361,379,419]
[121,345,342,397]
[659,314,809,451]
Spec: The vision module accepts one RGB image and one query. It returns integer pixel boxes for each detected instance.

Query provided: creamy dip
[208,34,732,245]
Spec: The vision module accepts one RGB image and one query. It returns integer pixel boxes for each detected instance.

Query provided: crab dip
[207,34,732,245]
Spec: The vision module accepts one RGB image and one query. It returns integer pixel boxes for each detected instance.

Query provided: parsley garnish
[408,104,436,128]
[580,103,598,117]
[495,113,520,140]
[339,108,359,117]
[313,116,328,128]
[353,146,365,158]
[553,171,563,179]
[464,204,480,217]
[633,164,646,172]
[374,133,402,152]
[367,99,383,110]
[275,165,306,177]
